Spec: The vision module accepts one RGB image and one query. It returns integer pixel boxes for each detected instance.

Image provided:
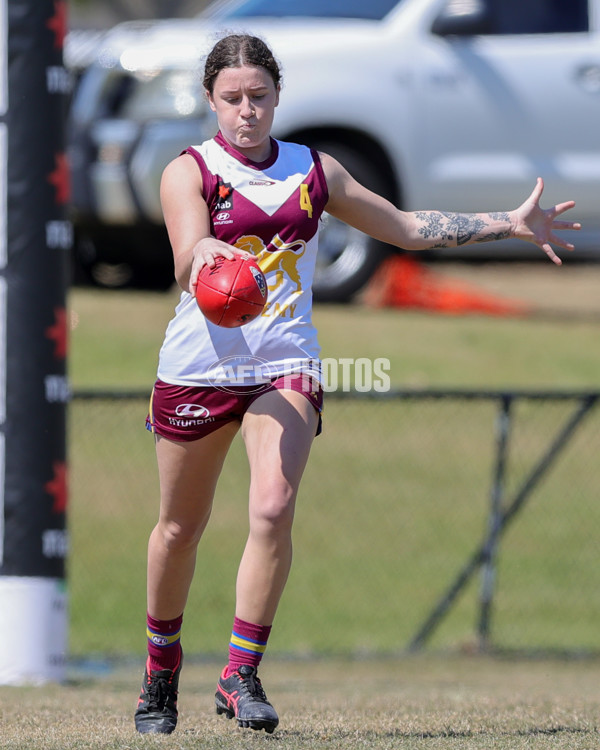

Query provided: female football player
[134,33,580,735]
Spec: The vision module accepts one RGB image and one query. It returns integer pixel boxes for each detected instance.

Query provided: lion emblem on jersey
[235,233,306,293]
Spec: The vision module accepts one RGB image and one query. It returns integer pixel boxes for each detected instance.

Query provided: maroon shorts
[146,375,323,442]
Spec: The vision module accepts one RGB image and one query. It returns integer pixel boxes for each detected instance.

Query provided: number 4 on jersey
[300,183,313,218]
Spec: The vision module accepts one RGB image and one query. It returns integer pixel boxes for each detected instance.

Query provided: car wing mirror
[431,2,493,37]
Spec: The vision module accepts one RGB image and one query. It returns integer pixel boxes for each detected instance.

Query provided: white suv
[67,0,600,297]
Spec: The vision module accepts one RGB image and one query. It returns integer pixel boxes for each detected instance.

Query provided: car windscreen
[204,0,401,21]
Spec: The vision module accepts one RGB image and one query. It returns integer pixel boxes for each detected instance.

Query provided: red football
[195,255,268,327]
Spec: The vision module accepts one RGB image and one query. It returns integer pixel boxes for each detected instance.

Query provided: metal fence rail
[69,389,600,658]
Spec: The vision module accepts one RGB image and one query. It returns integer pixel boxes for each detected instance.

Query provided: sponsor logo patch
[175,403,210,418]
[216,180,234,211]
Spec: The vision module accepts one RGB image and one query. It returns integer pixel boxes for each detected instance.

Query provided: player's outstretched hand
[511,177,581,265]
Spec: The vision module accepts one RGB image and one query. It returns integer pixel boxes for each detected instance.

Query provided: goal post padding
[0,0,71,685]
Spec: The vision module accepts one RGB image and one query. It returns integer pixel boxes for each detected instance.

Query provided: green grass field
[65,263,600,657]
[2,262,599,749]
[67,393,600,657]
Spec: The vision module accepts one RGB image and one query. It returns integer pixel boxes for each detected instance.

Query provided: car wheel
[307,141,391,303]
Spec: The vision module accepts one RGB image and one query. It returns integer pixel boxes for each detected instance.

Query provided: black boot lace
[145,672,174,711]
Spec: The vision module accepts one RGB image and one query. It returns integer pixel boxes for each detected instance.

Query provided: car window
[204,0,401,21]
[487,0,588,34]
[438,0,589,35]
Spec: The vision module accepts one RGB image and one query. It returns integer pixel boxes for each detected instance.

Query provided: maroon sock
[226,616,272,677]
[146,613,183,672]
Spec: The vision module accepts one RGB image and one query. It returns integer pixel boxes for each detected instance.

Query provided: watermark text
[207,356,391,394]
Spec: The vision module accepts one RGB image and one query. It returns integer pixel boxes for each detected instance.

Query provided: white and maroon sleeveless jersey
[156,132,329,387]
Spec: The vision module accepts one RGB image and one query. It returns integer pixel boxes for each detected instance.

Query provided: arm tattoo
[414,211,453,244]
[475,211,511,243]
[442,212,487,246]
[415,211,511,248]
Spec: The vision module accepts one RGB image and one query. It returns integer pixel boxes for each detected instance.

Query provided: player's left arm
[321,152,580,266]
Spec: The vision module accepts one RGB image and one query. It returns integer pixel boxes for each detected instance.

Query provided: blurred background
[65,0,600,296]
[70,0,212,28]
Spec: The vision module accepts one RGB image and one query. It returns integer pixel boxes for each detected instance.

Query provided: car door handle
[576,64,600,94]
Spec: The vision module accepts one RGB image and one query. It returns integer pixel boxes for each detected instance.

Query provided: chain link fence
[68,390,600,659]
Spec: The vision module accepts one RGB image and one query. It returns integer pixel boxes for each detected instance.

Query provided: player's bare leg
[136,423,238,735]
[148,423,239,618]
[215,389,318,733]
[237,388,318,623]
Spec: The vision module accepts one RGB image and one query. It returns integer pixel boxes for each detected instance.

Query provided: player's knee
[249,486,295,533]
[158,518,206,552]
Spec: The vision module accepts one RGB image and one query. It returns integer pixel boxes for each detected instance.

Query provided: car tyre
[306,141,392,303]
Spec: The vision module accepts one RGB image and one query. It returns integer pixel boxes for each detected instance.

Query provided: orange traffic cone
[362,256,530,317]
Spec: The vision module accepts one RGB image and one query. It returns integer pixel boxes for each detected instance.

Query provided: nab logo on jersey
[216,180,234,211]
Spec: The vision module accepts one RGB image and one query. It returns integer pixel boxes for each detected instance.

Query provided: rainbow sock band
[146,613,183,673]
[146,613,183,653]
[230,631,268,657]
[228,617,272,671]
[147,624,182,648]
